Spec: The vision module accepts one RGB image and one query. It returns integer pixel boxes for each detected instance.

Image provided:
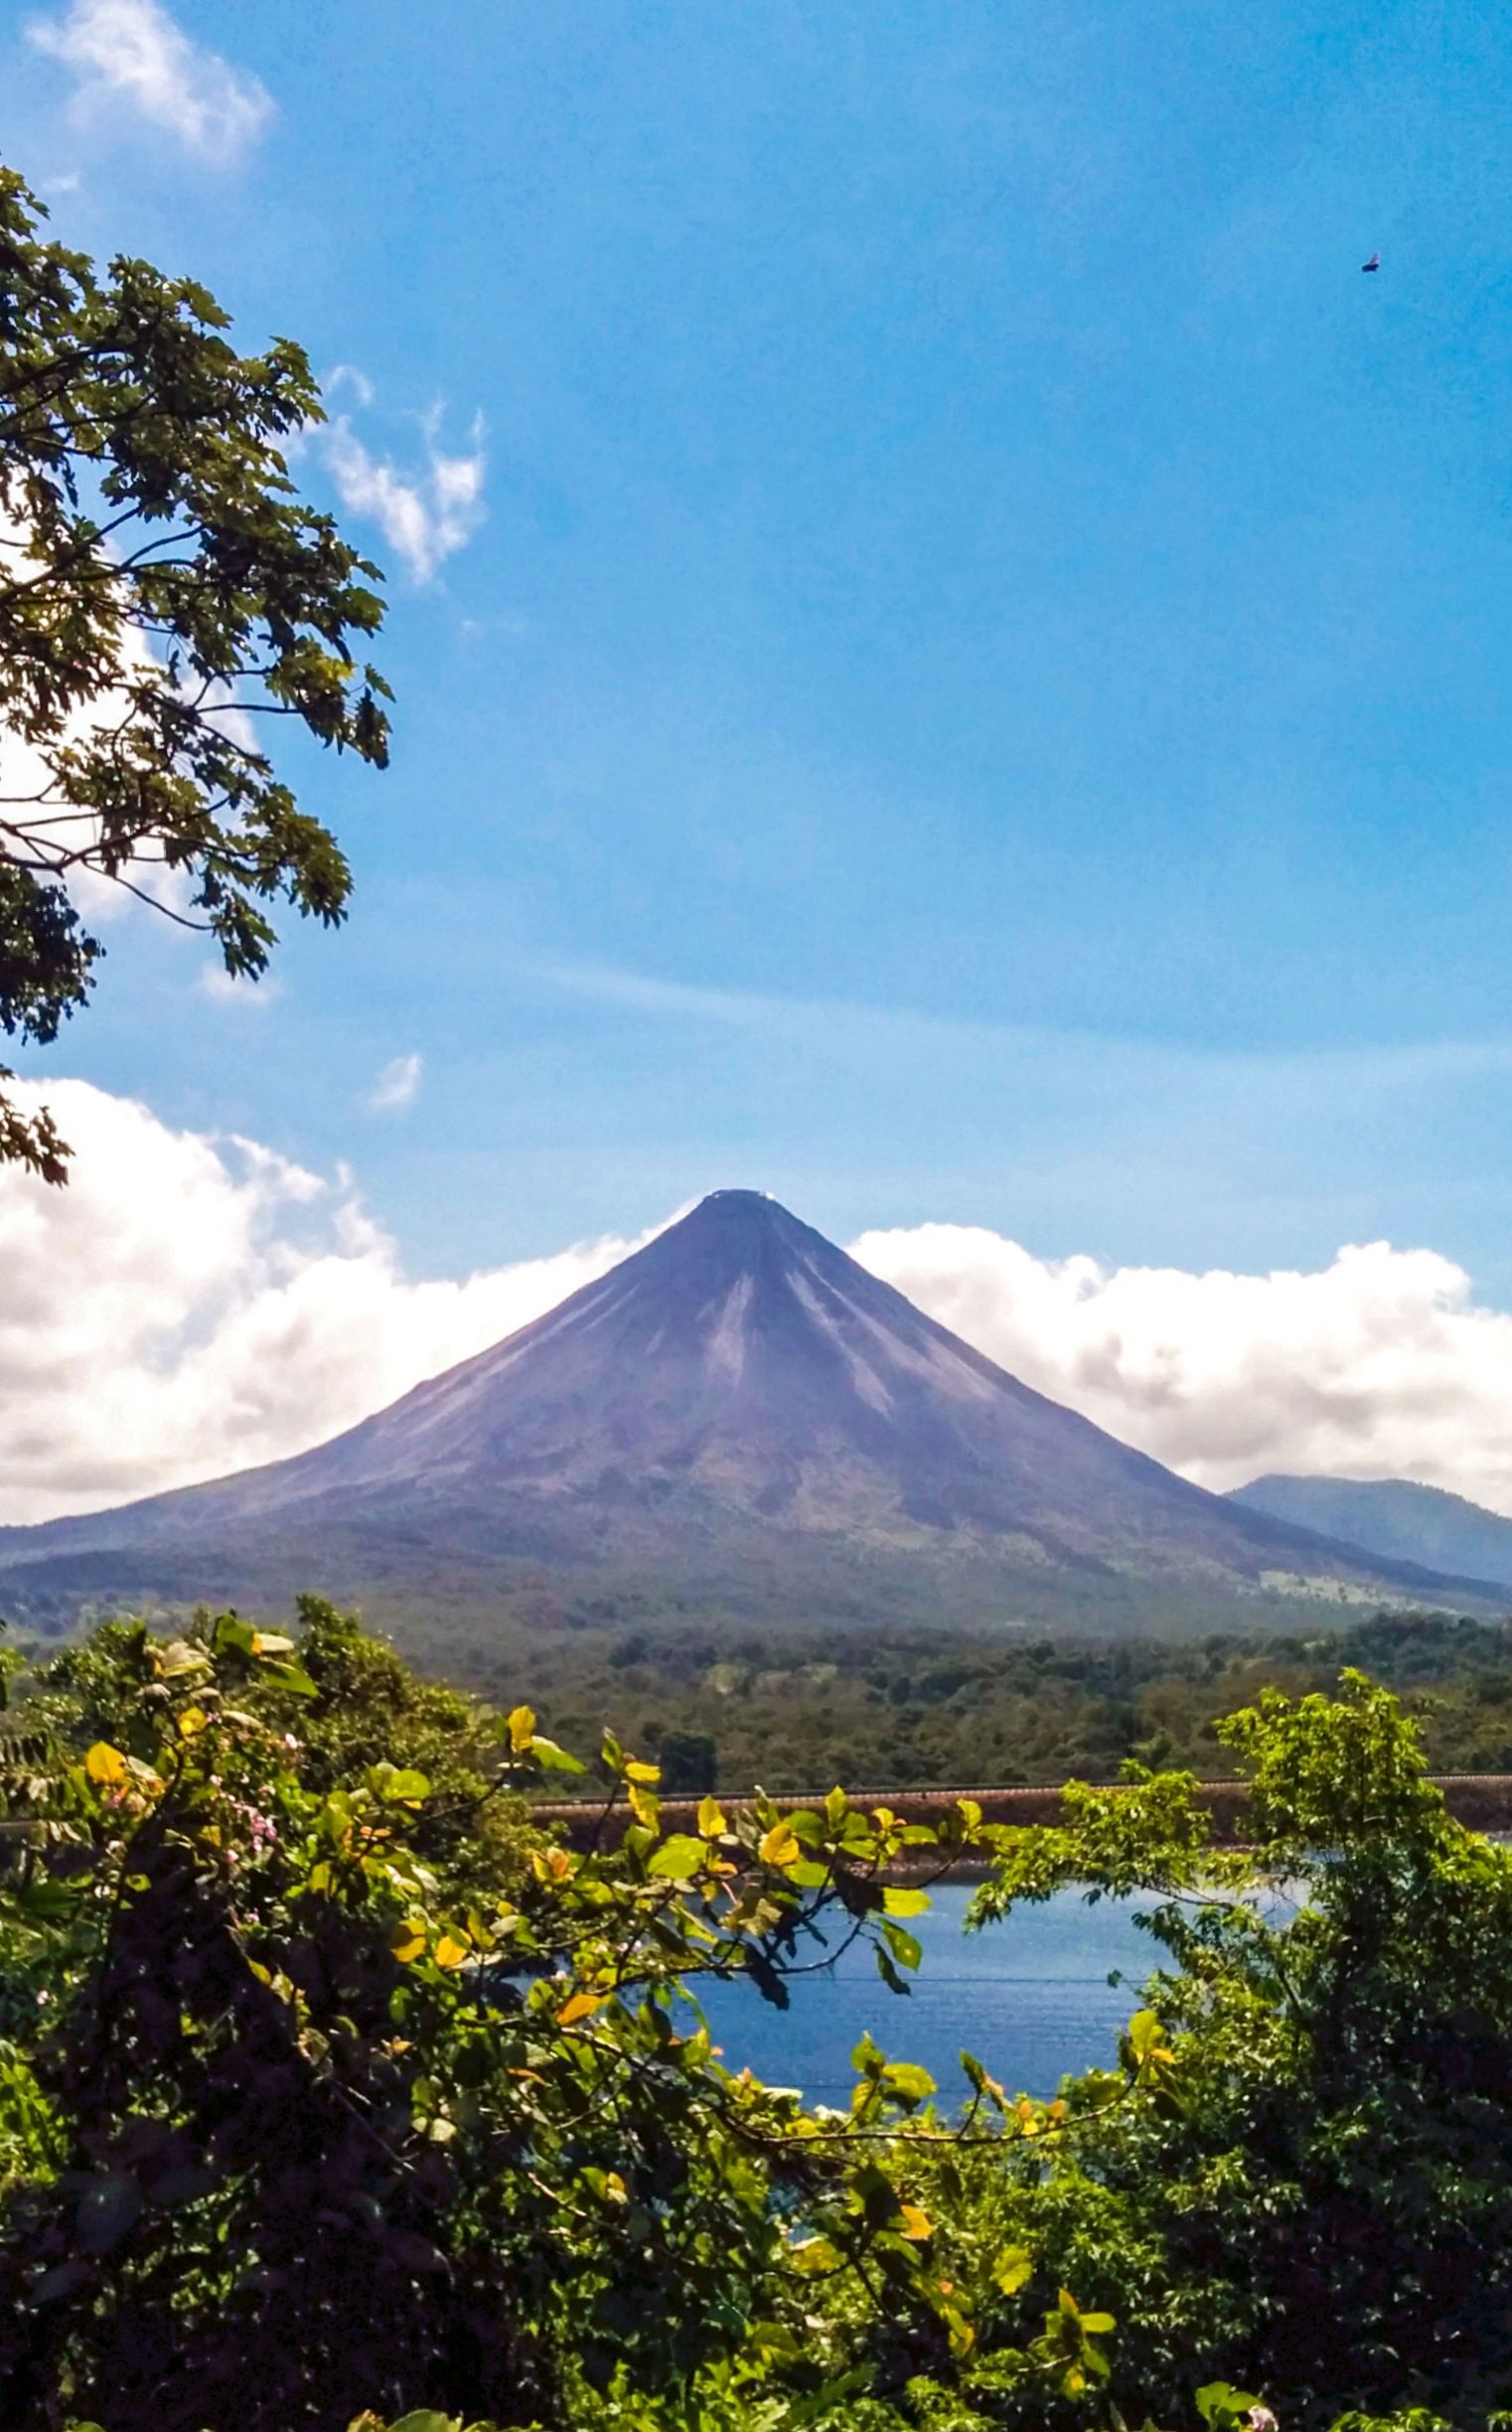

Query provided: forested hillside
[467,1607,1512,1791]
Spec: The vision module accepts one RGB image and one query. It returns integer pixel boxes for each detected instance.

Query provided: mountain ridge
[1228,1473,1512,1594]
[0,1191,1499,1640]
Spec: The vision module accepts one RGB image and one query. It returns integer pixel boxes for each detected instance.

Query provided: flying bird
[1362,252,1380,272]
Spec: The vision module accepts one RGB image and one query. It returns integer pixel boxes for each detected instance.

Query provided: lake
[695,1882,1156,2106]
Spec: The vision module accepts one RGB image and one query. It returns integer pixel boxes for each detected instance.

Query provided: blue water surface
[696,1882,1156,2107]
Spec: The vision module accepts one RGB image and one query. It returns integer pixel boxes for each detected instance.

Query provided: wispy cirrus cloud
[28,0,274,160]
[365,1052,423,1115]
[320,406,487,586]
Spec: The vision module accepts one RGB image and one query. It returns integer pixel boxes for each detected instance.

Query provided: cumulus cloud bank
[7,1079,1512,1528]
[0,1081,641,1523]
[852,1224,1512,1515]
[28,0,274,160]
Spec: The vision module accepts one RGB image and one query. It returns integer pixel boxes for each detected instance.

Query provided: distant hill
[0,1192,1494,1646]
[1229,1474,1512,1596]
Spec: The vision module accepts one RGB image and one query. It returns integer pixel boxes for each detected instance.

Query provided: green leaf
[881,1918,923,1970]
[647,1834,709,1880]
[748,2320,803,2360]
[874,1946,911,1996]
[529,1736,586,1773]
[882,1885,930,1916]
[881,2059,937,2106]
[212,1612,256,1658]
[1196,2386,1263,2430]
[993,2245,1033,2295]
[378,1767,432,1805]
[254,1658,318,1698]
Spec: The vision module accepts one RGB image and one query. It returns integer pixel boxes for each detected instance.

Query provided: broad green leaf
[379,1767,431,1805]
[748,2320,803,2360]
[256,1658,318,1698]
[647,1834,708,1880]
[993,2245,1033,2295]
[529,1736,585,1773]
[882,1885,930,1916]
[882,2060,936,2106]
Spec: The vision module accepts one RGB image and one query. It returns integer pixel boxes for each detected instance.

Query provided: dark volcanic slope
[0,1192,1492,1631]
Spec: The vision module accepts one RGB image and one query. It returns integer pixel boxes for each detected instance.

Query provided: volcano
[0,1191,1493,1639]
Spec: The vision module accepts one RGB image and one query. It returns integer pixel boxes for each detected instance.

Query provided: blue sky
[13,0,1512,1290]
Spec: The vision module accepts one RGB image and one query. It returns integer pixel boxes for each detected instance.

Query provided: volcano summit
[0,1191,1489,1639]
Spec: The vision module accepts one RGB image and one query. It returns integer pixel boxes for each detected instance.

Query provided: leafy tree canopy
[8,1620,1512,2432]
[0,164,390,1180]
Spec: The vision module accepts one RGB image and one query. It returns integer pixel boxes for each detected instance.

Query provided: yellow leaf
[557,1991,603,2026]
[624,1758,662,1784]
[628,1780,660,1829]
[433,1932,470,1970]
[507,1704,536,1754]
[697,1794,727,1839]
[84,1742,127,1786]
[390,1917,426,1964]
[603,2171,629,2204]
[759,1820,800,1867]
[178,1707,209,1739]
[897,2203,933,2241]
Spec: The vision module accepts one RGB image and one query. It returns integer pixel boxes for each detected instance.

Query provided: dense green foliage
[7,1606,1512,2431]
[456,1608,1512,1792]
[0,163,390,1179]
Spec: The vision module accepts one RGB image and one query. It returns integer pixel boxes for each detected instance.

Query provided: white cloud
[852,1224,1512,1517]
[28,0,273,160]
[320,408,487,585]
[0,1079,644,1524]
[196,965,280,1009]
[0,512,208,928]
[366,1052,422,1114]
